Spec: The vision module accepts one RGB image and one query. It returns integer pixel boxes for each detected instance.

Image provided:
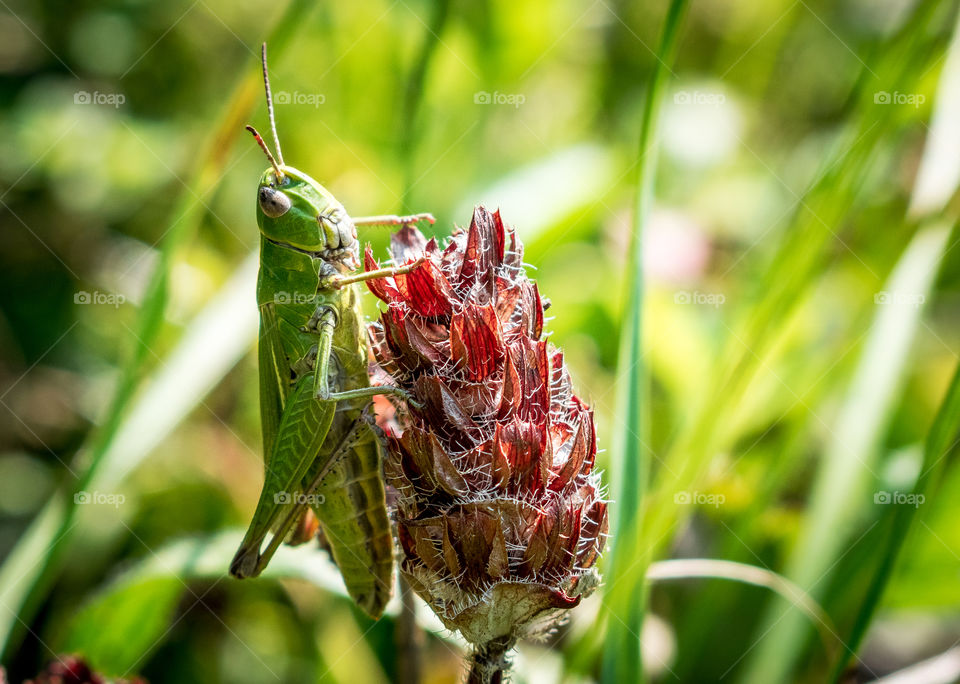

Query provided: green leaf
[54,530,458,678]
[59,578,183,677]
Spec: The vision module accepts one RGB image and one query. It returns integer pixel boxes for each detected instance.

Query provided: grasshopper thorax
[255,165,359,267]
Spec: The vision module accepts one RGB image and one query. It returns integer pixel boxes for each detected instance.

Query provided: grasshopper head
[254,165,359,264]
[245,43,359,266]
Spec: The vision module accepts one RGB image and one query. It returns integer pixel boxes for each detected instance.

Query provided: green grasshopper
[229,44,433,618]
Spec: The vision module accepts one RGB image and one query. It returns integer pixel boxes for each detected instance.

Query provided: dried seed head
[367,207,608,648]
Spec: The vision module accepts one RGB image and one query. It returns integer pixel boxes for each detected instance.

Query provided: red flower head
[366,207,608,652]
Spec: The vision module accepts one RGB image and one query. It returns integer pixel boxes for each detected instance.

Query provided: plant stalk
[467,638,514,684]
[395,577,423,684]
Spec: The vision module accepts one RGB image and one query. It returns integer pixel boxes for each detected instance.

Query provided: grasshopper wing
[231,371,335,578]
[257,302,287,462]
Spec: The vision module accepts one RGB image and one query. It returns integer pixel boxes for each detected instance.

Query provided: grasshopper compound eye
[258,186,291,218]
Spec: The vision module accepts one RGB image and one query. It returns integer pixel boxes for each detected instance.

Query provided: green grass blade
[648,559,839,660]
[639,0,946,579]
[0,1,314,658]
[742,219,951,684]
[743,3,960,676]
[908,6,960,218]
[827,359,960,682]
[825,9,960,676]
[600,1,691,682]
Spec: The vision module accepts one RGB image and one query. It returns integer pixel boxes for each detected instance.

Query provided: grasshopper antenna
[260,42,285,169]
[246,125,284,181]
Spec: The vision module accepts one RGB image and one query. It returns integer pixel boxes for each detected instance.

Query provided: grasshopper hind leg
[309,410,395,618]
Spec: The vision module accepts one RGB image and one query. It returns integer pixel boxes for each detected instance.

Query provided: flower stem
[395,576,423,684]
[467,637,514,684]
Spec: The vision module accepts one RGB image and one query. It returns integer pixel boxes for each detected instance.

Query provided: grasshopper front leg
[352,213,435,227]
[311,307,412,403]
[325,257,426,291]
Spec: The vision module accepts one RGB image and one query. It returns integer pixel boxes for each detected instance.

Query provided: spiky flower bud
[365,207,608,665]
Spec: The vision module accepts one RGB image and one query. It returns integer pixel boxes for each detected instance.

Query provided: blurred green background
[1,0,960,682]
